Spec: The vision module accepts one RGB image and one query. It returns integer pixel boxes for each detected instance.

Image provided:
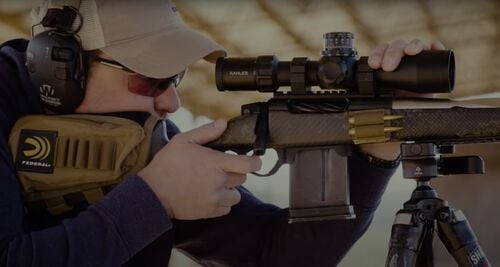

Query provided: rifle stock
[209,100,500,152]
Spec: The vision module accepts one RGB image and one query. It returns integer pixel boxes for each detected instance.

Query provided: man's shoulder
[0,38,29,74]
[0,38,43,129]
[0,38,29,52]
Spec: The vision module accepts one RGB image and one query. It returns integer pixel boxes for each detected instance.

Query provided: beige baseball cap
[31,0,227,79]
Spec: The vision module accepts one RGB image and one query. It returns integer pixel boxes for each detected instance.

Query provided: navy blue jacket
[0,39,395,266]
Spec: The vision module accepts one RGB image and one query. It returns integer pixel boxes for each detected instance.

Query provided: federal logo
[16,129,57,173]
[23,136,51,160]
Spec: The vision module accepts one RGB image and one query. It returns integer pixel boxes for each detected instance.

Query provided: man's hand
[368,39,446,71]
[139,119,262,220]
[361,39,446,161]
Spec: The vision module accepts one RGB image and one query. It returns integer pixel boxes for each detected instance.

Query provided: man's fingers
[404,39,429,55]
[381,40,408,72]
[224,173,247,188]
[207,188,241,218]
[218,154,262,174]
[370,39,446,72]
[217,187,242,207]
[368,43,389,69]
[172,119,227,145]
[210,206,231,218]
[431,41,446,50]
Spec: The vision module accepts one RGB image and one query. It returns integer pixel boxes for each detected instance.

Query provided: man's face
[75,54,183,117]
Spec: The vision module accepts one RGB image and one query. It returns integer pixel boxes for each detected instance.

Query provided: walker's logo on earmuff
[16,129,57,173]
[40,84,54,96]
[39,84,62,107]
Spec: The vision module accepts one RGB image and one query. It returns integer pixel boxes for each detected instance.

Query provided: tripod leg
[386,210,426,267]
[437,207,490,267]
[416,220,435,267]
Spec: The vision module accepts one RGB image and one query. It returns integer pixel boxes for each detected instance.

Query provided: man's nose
[155,84,181,114]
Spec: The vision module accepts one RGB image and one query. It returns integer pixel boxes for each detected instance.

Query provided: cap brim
[101,27,227,79]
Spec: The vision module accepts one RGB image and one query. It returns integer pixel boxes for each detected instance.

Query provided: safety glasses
[95,57,186,97]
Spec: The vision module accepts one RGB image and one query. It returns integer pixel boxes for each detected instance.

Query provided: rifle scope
[215,32,455,95]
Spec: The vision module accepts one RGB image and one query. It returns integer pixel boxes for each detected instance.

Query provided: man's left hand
[360,39,446,161]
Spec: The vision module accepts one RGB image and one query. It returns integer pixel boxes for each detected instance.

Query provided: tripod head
[401,142,485,182]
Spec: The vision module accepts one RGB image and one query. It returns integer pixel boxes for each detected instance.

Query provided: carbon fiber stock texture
[392,108,500,144]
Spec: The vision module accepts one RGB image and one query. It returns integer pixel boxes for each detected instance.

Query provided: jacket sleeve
[0,41,173,266]
[173,151,396,267]
[0,174,173,266]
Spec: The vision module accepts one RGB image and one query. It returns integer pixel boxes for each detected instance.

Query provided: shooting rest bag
[8,114,158,216]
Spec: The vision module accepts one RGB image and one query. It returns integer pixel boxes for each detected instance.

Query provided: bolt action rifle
[207,32,498,226]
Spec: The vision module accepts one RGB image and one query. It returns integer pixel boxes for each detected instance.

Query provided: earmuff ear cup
[27,30,86,114]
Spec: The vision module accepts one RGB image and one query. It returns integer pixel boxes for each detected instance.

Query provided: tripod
[385,143,491,267]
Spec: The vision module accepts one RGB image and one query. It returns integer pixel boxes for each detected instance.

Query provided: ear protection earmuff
[26,5,87,114]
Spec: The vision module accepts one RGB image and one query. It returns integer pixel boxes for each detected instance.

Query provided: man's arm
[0,173,172,266]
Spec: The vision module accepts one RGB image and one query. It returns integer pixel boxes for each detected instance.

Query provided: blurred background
[1,0,499,266]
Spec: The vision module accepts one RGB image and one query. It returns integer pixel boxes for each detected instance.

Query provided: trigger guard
[252,160,283,177]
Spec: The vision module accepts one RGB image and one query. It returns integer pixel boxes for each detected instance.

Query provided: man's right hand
[139,119,262,220]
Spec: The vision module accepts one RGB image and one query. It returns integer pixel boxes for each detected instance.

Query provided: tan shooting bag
[8,114,158,215]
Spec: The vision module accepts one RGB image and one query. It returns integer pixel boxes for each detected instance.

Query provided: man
[0,0,444,266]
